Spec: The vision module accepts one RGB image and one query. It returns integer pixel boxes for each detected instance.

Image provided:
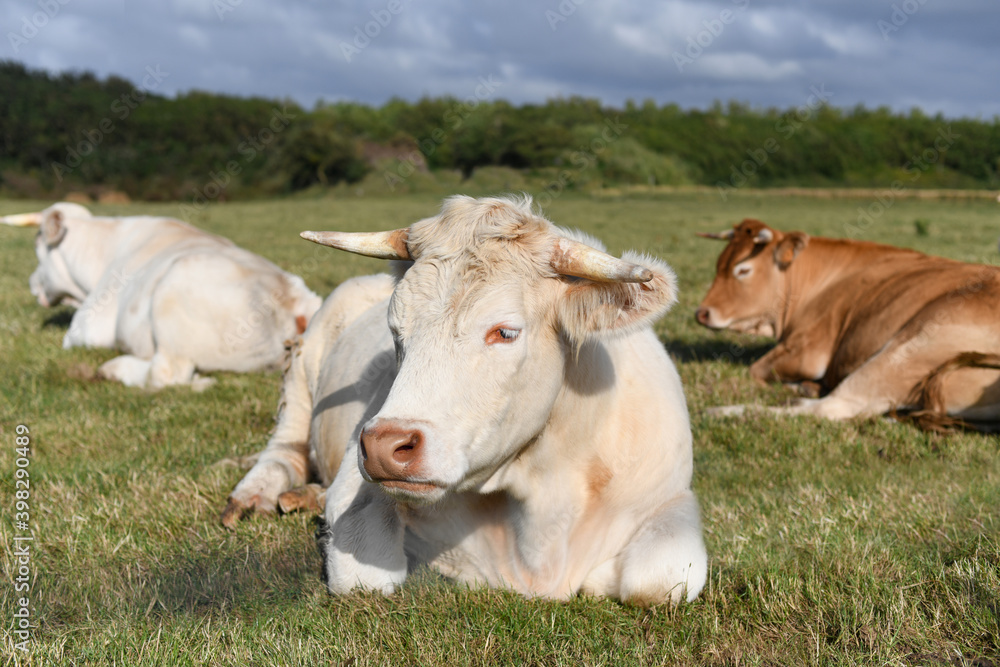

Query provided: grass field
[1,191,998,666]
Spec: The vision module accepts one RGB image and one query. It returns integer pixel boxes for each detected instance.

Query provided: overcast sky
[3,0,999,118]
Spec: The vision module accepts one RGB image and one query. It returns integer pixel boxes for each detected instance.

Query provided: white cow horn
[0,212,41,227]
[696,230,734,241]
[550,237,653,283]
[754,229,774,244]
[300,228,411,260]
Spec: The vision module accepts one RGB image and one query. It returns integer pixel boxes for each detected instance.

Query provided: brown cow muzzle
[360,421,438,493]
[695,306,716,328]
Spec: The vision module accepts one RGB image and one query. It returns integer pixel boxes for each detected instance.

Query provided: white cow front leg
[97,355,152,387]
[320,446,407,595]
[63,300,117,349]
[222,353,318,527]
[617,489,707,606]
[96,351,209,390]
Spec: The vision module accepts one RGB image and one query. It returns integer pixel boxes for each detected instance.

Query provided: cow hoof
[220,496,275,529]
[221,497,248,529]
[277,484,326,515]
[66,362,99,382]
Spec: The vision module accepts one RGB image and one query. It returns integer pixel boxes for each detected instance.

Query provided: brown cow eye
[486,326,521,345]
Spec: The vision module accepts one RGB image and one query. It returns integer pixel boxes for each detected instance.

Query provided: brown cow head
[694,219,808,338]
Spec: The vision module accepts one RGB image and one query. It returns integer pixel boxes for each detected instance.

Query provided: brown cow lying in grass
[695,219,1000,430]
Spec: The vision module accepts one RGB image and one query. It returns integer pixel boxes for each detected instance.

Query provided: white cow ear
[41,210,67,247]
[555,251,678,342]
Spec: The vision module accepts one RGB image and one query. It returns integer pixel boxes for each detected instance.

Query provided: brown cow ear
[774,232,808,269]
[41,210,67,247]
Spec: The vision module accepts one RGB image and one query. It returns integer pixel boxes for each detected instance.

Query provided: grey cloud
[2,0,997,117]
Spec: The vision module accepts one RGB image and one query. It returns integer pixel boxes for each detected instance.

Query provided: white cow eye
[734,264,753,279]
[486,325,521,345]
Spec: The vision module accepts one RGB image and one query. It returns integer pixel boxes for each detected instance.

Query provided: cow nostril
[392,433,421,464]
[695,307,708,325]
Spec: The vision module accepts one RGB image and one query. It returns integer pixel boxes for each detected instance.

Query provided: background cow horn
[300,229,411,260]
[696,230,734,241]
[0,212,41,227]
[754,229,774,244]
[551,237,653,283]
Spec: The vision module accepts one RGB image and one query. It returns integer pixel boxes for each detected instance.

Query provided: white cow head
[3,203,94,308]
[304,196,678,505]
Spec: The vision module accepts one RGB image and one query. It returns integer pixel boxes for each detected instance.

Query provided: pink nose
[695,307,711,326]
[360,422,424,482]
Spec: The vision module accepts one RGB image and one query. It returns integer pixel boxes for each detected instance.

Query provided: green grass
[1,192,998,666]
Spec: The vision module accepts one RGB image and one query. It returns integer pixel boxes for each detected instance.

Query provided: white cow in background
[223,195,707,605]
[1,202,322,389]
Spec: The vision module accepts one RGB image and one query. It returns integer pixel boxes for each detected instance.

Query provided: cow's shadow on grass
[129,519,324,616]
[665,337,773,367]
[125,516,457,617]
[41,307,74,330]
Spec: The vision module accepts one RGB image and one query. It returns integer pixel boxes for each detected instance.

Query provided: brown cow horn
[0,212,41,227]
[300,228,411,260]
[696,230,734,241]
[550,237,653,283]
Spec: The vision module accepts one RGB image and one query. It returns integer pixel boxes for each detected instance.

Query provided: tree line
[1,60,997,202]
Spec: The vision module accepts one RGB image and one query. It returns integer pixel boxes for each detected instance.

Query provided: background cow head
[694,219,808,338]
[1,202,94,308]
[304,195,678,505]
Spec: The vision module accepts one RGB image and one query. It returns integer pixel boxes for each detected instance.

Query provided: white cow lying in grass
[223,195,707,605]
[1,202,321,389]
